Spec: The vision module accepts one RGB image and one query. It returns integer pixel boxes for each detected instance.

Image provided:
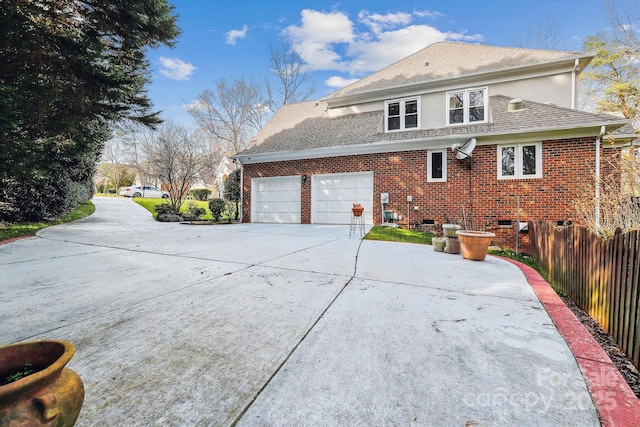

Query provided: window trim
[497,142,543,179]
[427,149,447,182]
[446,87,488,126]
[384,97,420,132]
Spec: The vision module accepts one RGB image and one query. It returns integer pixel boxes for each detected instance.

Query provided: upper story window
[385,98,419,132]
[447,88,487,125]
[498,142,542,179]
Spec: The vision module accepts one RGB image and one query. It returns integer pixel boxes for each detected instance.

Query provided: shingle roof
[238,96,627,157]
[324,42,591,101]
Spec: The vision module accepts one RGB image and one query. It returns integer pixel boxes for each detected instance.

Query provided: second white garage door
[312,172,373,224]
[251,176,301,223]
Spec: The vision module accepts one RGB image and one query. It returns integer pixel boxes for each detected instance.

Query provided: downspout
[595,125,606,232]
[232,158,243,223]
[571,58,579,110]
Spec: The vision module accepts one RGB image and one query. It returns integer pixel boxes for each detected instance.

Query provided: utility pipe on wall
[571,58,579,110]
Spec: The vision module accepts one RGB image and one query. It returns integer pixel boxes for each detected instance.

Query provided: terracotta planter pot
[352,207,364,217]
[456,230,496,261]
[0,340,84,426]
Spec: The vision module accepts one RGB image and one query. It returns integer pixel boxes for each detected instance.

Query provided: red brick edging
[0,236,36,246]
[498,256,640,427]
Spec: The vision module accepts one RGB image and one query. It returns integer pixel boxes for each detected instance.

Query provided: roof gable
[324,42,591,102]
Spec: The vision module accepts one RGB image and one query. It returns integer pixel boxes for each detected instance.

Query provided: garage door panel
[252,176,301,223]
[312,172,373,225]
[327,212,343,223]
[356,188,371,199]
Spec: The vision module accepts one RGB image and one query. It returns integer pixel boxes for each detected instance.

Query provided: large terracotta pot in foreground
[0,340,84,426]
[456,230,496,261]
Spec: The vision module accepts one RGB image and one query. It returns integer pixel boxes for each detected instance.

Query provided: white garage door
[251,176,301,223]
[312,172,373,224]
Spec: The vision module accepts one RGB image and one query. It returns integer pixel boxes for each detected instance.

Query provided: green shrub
[183,202,206,221]
[208,198,225,221]
[154,203,176,215]
[189,188,211,201]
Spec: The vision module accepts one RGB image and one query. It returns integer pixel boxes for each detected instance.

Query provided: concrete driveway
[0,197,599,426]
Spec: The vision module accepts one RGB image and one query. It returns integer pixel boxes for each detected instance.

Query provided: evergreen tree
[581,34,640,125]
[223,169,241,221]
[0,0,180,222]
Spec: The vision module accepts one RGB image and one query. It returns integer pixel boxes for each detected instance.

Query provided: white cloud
[182,99,206,112]
[284,9,354,71]
[226,25,248,45]
[358,11,412,35]
[325,75,359,89]
[347,25,455,73]
[414,9,445,19]
[284,8,483,79]
[159,57,196,80]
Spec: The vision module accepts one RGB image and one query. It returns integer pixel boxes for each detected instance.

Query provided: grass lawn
[488,247,544,276]
[0,201,96,242]
[133,198,215,220]
[364,225,435,244]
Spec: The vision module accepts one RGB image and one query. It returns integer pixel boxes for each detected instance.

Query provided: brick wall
[241,136,619,249]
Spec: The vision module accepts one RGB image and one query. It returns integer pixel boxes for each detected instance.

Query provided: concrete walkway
[1,197,601,426]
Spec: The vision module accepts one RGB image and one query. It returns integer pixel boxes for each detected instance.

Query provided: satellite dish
[452,138,476,159]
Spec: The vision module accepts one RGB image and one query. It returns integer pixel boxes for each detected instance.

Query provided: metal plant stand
[350,204,365,238]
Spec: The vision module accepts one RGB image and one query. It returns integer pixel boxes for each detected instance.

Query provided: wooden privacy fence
[529,221,640,369]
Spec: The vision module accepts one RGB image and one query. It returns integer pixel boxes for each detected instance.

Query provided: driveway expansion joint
[231,237,365,426]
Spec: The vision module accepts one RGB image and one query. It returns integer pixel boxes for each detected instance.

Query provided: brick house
[233,42,634,248]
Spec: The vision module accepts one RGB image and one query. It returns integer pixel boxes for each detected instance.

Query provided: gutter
[232,121,628,164]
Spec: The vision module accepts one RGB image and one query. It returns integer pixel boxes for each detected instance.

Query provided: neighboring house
[233,42,635,248]
[214,156,236,198]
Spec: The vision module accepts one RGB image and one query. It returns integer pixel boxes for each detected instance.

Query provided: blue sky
[147,0,609,126]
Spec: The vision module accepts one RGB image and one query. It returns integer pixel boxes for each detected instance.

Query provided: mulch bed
[560,295,640,399]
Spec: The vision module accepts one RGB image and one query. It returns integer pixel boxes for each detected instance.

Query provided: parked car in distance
[119,185,170,198]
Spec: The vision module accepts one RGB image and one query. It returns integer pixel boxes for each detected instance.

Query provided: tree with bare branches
[512,17,567,50]
[99,137,135,194]
[265,41,314,113]
[187,78,267,155]
[606,0,640,54]
[138,122,213,214]
[574,145,640,238]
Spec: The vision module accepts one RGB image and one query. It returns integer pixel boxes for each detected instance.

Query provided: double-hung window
[385,98,419,131]
[498,142,542,179]
[447,88,487,125]
[427,149,447,182]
